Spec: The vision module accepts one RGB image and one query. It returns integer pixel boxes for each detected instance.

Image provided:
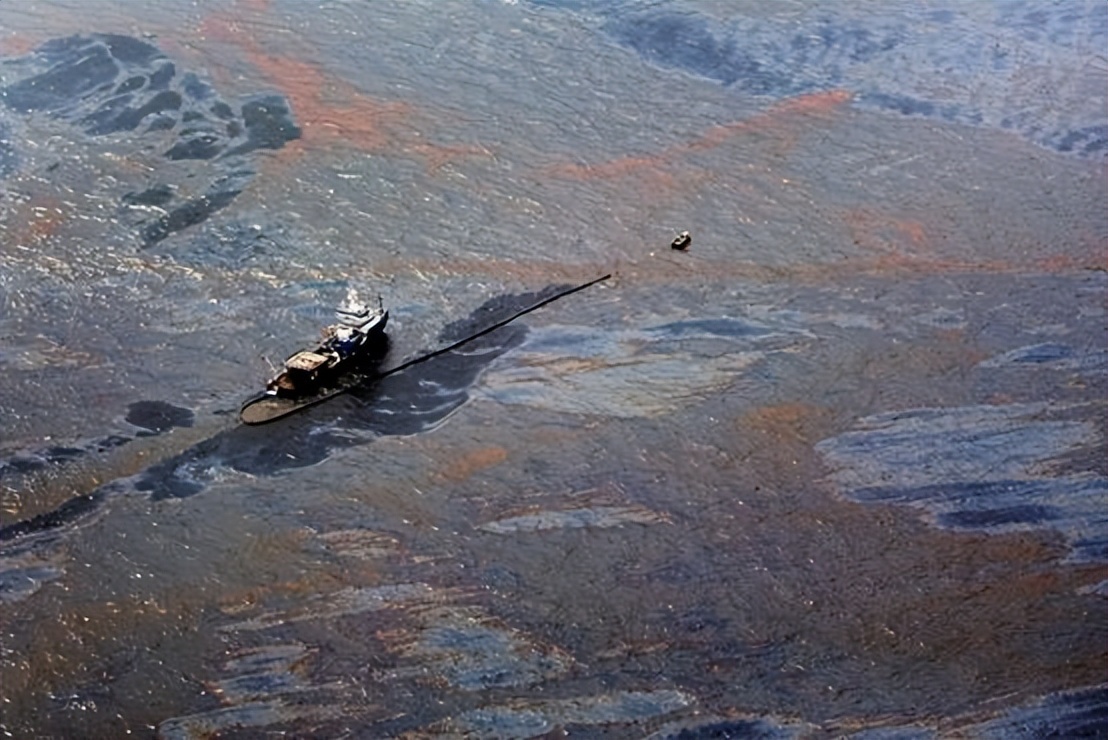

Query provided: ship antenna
[261,354,278,374]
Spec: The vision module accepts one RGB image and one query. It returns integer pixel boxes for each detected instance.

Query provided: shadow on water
[0,285,564,543]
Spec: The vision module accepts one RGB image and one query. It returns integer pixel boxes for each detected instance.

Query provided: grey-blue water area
[1,0,1106,737]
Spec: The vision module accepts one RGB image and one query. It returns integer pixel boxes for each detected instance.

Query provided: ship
[239,273,612,426]
[240,290,389,424]
[266,290,388,397]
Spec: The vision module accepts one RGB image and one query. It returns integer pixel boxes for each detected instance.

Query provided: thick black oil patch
[0,446,96,481]
[447,690,694,737]
[603,10,825,95]
[93,434,132,452]
[0,435,133,488]
[0,490,108,542]
[437,282,572,342]
[1,34,300,245]
[0,456,47,480]
[43,446,84,463]
[125,400,195,434]
[139,185,247,245]
[0,561,64,604]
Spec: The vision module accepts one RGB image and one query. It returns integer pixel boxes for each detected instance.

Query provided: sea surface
[1,1,1106,737]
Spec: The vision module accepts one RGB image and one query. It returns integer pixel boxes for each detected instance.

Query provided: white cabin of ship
[333,289,383,333]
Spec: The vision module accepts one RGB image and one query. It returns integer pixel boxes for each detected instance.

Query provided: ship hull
[241,334,389,425]
[266,312,388,399]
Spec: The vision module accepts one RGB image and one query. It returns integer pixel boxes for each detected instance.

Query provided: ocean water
[1,1,1105,737]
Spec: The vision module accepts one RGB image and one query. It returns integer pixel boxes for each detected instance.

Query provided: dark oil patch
[0,447,88,481]
[152,221,278,267]
[0,490,108,542]
[818,404,1108,563]
[0,562,64,604]
[110,286,547,502]
[43,446,84,463]
[0,456,47,480]
[437,282,573,341]
[939,502,1058,529]
[602,10,824,95]
[447,689,691,737]
[1,34,300,246]
[556,3,1107,158]
[140,187,245,245]
[93,434,132,451]
[660,717,800,739]
[0,434,132,493]
[649,317,774,339]
[122,184,174,207]
[981,343,1108,374]
[125,400,195,434]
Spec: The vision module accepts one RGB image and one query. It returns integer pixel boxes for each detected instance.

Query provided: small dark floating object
[240,290,388,425]
[671,230,691,250]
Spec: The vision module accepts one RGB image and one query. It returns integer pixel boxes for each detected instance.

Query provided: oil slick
[649,715,809,740]
[156,643,352,738]
[968,683,1108,739]
[0,401,187,484]
[0,1,1104,736]
[545,1,1108,158]
[441,690,694,738]
[481,314,805,419]
[0,539,65,604]
[0,288,550,606]
[219,583,436,633]
[478,503,668,534]
[834,682,1108,739]
[157,700,347,740]
[816,403,1108,563]
[124,400,196,435]
[381,605,574,691]
[1,34,300,245]
[980,343,1108,376]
